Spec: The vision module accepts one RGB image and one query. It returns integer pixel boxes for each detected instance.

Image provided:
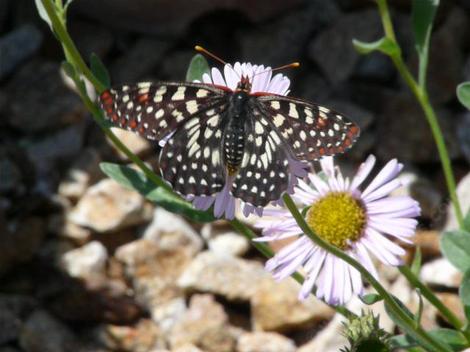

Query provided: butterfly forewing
[256,95,360,160]
[99,82,227,141]
[159,104,228,196]
[231,107,291,206]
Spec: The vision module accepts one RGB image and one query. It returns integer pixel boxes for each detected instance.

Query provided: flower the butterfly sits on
[99,55,360,219]
[255,156,421,304]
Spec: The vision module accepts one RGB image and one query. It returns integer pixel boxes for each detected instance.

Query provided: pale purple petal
[361,159,403,198]
[362,179,402,203]
[350,155,376,191]
[224,64,238,90]
[211,67,226,86]
[354,242,379,280]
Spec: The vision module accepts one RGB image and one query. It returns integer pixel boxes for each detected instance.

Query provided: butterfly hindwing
[159,104,228,197]
[99,82,227,141]
[231,107,291,206]
[256,96,360,160]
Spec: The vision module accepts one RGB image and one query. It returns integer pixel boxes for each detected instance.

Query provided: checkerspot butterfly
[99,49,360,207]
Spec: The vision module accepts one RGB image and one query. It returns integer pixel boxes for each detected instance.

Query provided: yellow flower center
[306,192,366,249]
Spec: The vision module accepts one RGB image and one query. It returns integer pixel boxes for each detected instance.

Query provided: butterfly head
[236,75,252,93]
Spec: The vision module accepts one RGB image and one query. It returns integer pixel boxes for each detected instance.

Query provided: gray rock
[308,9,382,84]
[73,0,302,36]
[353,52,395,83]
[376,95,459,162]
[457,113,470,164]
[420,258,462,288]
[0,217,45,276]
[6,61,86,133]
[19,310,80,352]
[110,37,171,83]
[0,308,21,344]
[294,70,331,104]
[0,24,43,80]
[69,20,114,59]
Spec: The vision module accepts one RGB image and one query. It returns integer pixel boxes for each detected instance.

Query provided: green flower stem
[41,0,106,93]
[40,0,171,193]
[39,0,357,320]
[230,218,357,320]
[399,265,470,342]
[282,193,453,352]
[375,0,464,229]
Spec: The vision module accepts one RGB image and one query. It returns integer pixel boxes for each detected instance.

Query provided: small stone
[457,113,470,164]
[69,20,114,59]
[172,345,204,352]
[97,319,165,352]
[308,9,382,84]
[19,310,80,352]
[6,61,86,133]
[60,241,108,282]
[110,38,170,83]
[436,293,466,324]
[168,294,231,349]
[420,258,462,288]
[411,230,441,260]
[445,172,470,232]
[58,148,102,201]
[297,314,347,352]
[237,332,296,352]
[143,207,203,256]
[376,95,459,162]
[0,217,45,276]
[0,24,43,80]
[208,232,249,257]
[108,128,152,159]
[353,51,395,83]
[251,279,334,332]
[178,252,269,301]
[0,308,21,344]
[69,179,153,233]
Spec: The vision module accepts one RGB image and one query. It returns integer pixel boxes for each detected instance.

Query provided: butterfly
[99,60,360,208]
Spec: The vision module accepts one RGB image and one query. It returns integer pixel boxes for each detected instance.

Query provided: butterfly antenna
[252,62,300,79]
[195,45,228,66]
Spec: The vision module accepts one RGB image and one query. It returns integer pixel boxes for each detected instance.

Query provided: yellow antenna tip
[195,45,204,52]
[292,62,300,67]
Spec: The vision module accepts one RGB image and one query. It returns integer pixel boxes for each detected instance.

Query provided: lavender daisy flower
[160,62,308,219]
[255,155,421,305]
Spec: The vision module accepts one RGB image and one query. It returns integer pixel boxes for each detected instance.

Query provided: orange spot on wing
[111,113,119,122]
[317,118,327,128]
[129,119,137,129]
[138,94,149,103]
[319,147,326,155]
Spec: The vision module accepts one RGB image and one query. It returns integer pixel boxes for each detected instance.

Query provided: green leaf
[360,293,383,305]
[464,209,470,232]
[186,54,210,82]
[34,0,53,30]
[411,247,422,276]
[99,162,215,222]
[61,61,76,80]
[412,0,439,54]
[391,329,467,351]
[459,269,470,320]
[440,230,470,272]
[90,53,111,88]
[352,37,399,57]
[457,82,470,111]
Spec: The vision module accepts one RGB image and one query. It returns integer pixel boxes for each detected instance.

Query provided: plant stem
[399,266,470,342]
[375,0,464,229]
[41,0,106,93]
[282,193,453,352]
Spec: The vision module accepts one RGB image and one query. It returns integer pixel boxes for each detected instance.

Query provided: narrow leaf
[411,247,422,276]
[99,162,214,222]
[464,209,470,232]
[90,53,111,88]
[360,293,383,305]
[61,61,76,80]
[440,230,470,272]
[459,269,470,320]
[186,54,210,82]
[412,0,439,54]
[35,0,53,30]
[352,37,399,57]
[457,82,470,111]
[427,328,467,351]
